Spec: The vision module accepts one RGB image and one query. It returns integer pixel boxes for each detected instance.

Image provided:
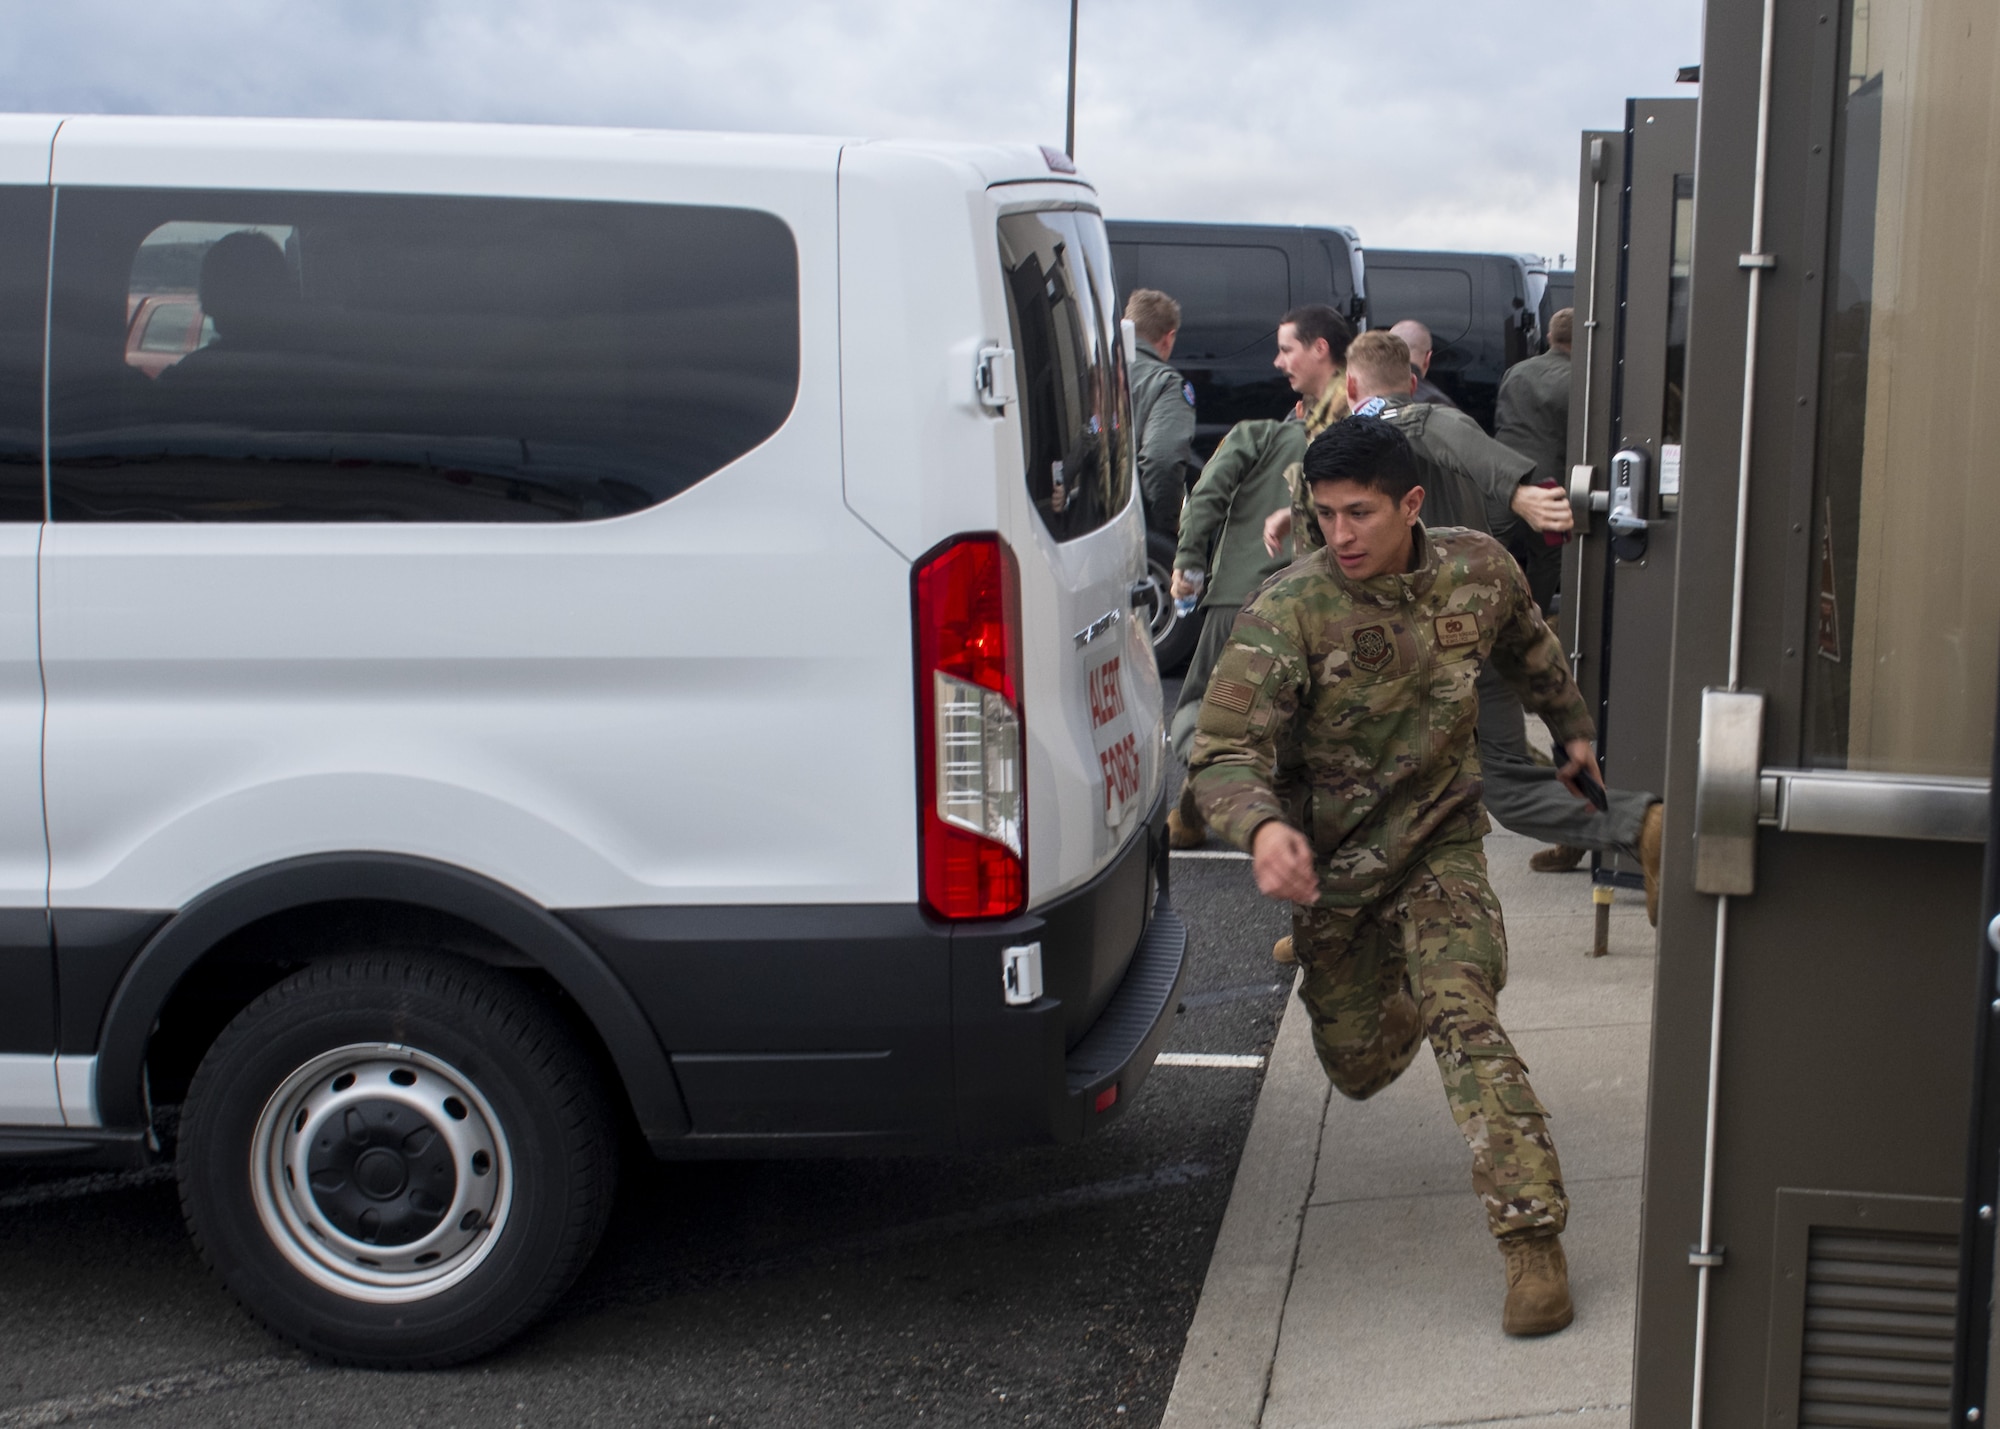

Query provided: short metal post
[1591,884,1613,957]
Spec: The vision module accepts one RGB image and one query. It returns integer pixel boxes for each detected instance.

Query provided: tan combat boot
[1500,1230,1574,1336]
[1638,802,1664,926]
[1529,844,1585,873]
[1167,785,1206,850]
[1272,935,1296,965]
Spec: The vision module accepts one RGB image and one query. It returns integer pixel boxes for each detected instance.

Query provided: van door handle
[1129,577,1158,610]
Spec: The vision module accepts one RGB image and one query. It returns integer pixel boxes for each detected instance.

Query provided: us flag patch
[1208,678,1255,715]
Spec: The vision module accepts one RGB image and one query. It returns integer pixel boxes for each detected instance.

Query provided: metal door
[1953,698,2000,1422]
[1631,0,2000,1422]
[1560,99,1695,889]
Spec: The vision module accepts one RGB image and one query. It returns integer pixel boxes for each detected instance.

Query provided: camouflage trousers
[1294,842,1567,1238]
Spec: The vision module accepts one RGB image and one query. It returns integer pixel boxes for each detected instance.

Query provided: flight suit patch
[1434,613,1481,649]
[1351,624,1395,673]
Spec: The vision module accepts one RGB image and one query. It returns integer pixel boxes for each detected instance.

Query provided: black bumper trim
[1066,899,1188,1096]
[566,779,1183,1154]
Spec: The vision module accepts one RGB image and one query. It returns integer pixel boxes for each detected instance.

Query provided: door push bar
[1693,686,1989,899]
[1757,768,1988,844]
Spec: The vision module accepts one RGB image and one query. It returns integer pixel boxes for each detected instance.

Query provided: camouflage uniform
[1278,378,1353,532]
[1188,524,1594,1237]
[1286,401,1656,861]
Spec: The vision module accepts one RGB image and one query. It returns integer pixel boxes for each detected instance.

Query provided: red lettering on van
[1088,656,1125,731]
[1099,731,1141,815]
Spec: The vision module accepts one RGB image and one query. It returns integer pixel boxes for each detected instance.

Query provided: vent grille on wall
[1799,1228,1957,1427]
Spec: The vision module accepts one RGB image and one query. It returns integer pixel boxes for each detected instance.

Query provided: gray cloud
[2,0,1699,261]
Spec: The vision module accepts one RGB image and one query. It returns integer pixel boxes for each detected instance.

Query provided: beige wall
[1846,0,2000,774]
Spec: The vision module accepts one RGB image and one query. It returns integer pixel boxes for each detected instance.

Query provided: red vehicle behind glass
[124,291,208,377]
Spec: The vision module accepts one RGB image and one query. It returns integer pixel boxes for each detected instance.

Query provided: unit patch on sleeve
[1433,613,1481,649]
[1350,624,1395,673]
[1182,381,1197,407]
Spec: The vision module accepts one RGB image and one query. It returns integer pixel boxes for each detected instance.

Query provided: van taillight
[914,534,1026,920]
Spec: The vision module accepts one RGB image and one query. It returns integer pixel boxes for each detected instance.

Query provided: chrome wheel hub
[250,1043,512,1304]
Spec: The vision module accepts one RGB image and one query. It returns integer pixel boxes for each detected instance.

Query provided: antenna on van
[1064,0,1080,158]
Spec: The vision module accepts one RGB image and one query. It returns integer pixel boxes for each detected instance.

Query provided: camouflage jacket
[1277,375,1349,547]
[1187,523,1594,908]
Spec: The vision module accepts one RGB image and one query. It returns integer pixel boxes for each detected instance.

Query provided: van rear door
[992,205,1164,909]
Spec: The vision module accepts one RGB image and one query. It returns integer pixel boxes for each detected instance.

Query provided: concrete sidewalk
[1162,829,1656,1429]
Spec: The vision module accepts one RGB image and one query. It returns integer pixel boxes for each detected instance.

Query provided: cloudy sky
[2,0,1702,263]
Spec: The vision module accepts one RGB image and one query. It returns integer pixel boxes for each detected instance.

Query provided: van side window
[0,188,48,522]
[1122,243,1288,361]
[47,189,799,522]
[999,210,1132,542]
[1365,266,1475,347]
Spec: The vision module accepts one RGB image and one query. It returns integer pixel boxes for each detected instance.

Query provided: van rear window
[998,210,1132,542]
[47,189,799,523]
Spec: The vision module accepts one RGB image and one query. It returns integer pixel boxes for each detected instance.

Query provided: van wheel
[177,952,617,1367]
[1142,530,1201,676]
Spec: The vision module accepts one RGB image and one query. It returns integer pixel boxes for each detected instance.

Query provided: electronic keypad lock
[1608,447,1650,561]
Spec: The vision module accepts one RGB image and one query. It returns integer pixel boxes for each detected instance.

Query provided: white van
[0,115,1184,1365]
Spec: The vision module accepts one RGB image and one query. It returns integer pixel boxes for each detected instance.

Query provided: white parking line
[1156,1052,1266,1069]
[1169,848,1249,860]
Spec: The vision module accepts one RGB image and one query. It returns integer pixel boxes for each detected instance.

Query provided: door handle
[1567,464,1598,535]
[1693,688,1765,896]
[1609,448,1651,555]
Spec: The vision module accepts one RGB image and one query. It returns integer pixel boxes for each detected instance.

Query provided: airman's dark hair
[1301,415,1419,501]
[1279,304,1356,364]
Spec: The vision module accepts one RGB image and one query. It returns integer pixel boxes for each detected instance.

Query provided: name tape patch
[1434,613,1481,648]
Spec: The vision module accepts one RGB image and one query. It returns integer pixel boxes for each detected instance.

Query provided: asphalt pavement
[1,681,1303,1429]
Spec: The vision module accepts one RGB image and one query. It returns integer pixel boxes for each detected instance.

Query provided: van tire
[1144,530,1201,675]
[177,951,617,1368]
